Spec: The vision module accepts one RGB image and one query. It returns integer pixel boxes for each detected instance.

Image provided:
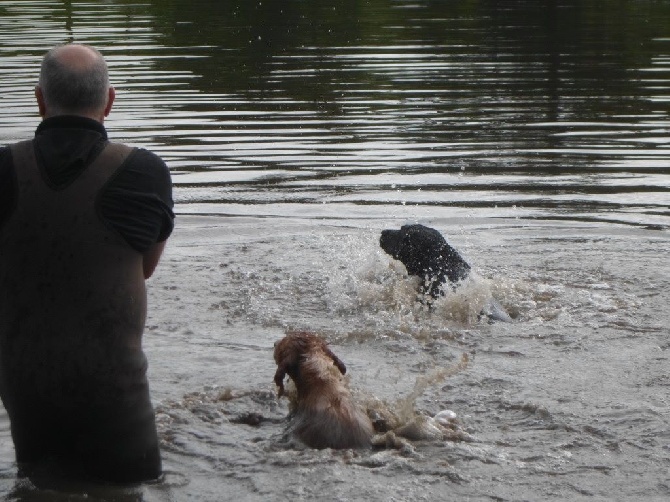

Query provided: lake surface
[0,1,669,500]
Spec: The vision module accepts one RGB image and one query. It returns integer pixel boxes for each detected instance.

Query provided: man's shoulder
[99,143,174,252]
[104,142,171,186]
[1,139,34,156]
[112,143,168,170]
[104,143,172,204]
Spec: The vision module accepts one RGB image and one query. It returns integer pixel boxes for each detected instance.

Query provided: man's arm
[143,240,166,279]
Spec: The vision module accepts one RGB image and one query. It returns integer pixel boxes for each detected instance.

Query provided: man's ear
[35,86,47,118]
[103,86,115,117]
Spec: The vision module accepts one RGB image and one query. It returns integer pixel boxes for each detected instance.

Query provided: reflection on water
[0,0,668,227]
[1,1,670,500]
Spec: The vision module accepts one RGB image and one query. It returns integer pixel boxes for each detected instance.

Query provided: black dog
[380,223,512,322]
[380,224,470,298]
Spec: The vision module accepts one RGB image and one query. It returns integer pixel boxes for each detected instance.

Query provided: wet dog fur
[380,223,513,321]
[380,223,471,298]
[273,331,374,449]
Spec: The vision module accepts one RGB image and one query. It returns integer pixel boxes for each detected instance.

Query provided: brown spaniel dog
[273,331,374,449]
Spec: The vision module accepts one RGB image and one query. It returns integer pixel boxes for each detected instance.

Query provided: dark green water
[0,1,669,500]
[1,0,669,225]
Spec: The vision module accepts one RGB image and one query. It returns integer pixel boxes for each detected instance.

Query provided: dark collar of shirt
[33,115,109,190]
[35,115,108,140]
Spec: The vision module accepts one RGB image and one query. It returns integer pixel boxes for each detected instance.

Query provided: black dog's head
[380,224,470,297]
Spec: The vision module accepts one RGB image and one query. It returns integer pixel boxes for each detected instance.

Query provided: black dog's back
[379,224,470,298]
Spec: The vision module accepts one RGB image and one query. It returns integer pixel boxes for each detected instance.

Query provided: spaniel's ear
[324,347,347,375]
[274,340,301,397]
[274,362,288,397]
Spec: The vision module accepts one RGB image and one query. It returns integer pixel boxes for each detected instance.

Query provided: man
[0,44,174,484]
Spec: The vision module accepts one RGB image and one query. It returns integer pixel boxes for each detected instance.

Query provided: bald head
[36,44,114,121]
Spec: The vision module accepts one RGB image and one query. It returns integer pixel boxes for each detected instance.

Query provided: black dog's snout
[379,229,400,256]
